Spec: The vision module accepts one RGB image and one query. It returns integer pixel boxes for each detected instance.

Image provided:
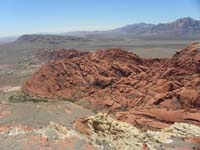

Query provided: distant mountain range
[1,17,200,44]
[65,17,200,40]
[17,34,90,44]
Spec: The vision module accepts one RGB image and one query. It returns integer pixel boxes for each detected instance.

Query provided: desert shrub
[61,98,77,103]
[9,92,48,103]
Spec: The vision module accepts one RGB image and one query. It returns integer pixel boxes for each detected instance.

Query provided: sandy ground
[0,91,96,150]
[0,86,21,93]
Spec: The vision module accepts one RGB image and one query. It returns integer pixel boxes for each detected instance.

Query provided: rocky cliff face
[23,43,200,129]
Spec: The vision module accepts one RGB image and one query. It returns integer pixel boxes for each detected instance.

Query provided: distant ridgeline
[65,17,200,40]
[13,17,200,43]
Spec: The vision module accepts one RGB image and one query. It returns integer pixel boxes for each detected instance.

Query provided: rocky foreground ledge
[1,112,199,150]
[23,42,200,130]
[74,113,200,150]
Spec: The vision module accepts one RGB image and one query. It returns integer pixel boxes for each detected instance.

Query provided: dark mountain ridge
[65,17,200,40]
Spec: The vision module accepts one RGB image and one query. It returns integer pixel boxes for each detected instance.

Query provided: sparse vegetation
[8,92,84,104]
[61,97,77,103]
[9,92,48,103]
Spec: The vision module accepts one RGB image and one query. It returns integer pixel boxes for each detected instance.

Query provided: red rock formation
[23,43,200,129]
[23,48,146,99]
[37,48,89,62]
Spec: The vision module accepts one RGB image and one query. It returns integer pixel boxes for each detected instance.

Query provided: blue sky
[0,0,200,36]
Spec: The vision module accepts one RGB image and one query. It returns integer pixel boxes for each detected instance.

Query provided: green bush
[9,92,48,103]
[62,98,77,103]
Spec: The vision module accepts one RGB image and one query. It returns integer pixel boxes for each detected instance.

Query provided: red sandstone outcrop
[23,43,200,129]
[37,49,89,62]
